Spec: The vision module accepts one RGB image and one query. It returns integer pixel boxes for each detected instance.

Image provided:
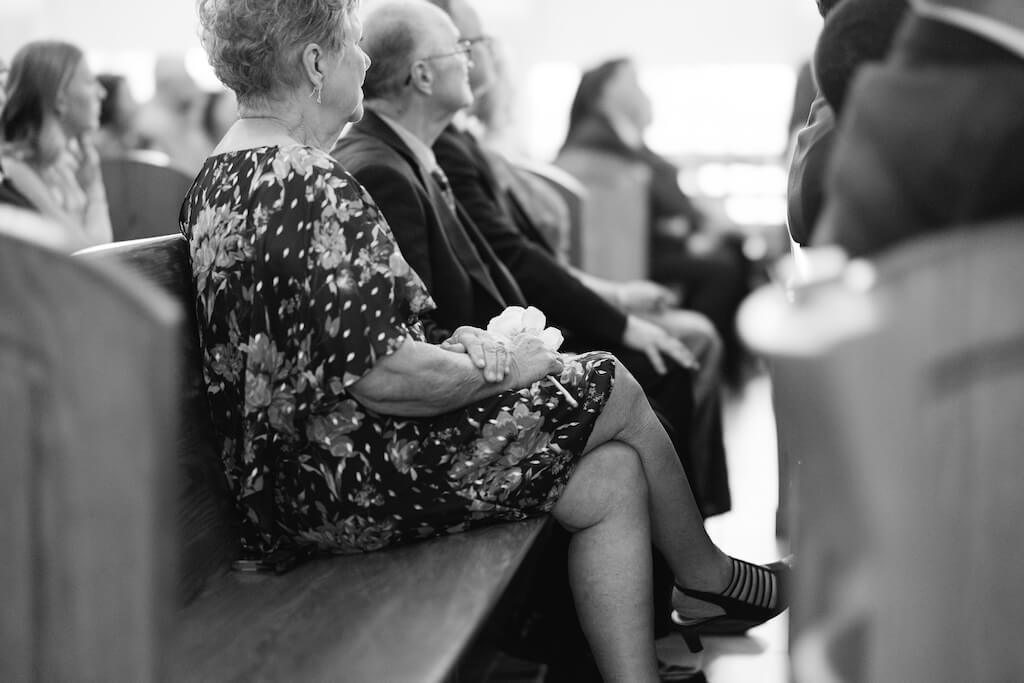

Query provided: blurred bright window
[526,62,796,228]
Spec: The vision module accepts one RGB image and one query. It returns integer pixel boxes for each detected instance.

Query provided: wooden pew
[739,220,1024,682]
[553,148,652,281]
[513,158,587,268]
[100,150,194,242]
[76,234,552,682]
[0,209,180,681]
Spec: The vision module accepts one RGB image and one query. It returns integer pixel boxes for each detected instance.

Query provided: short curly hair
[197,0,359,106]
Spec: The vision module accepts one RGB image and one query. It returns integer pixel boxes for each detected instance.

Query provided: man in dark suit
[334,107,522,341]
[333,0,710,496]
[330,8,523,343]
[814,0,1024,256]
[332,4,713,680]
[426,0,730,518]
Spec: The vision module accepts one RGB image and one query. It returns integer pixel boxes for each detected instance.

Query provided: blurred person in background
[95,73,141,157]
[814,0,1024,256]
[786,0,847,247]
[559,58,752,387]
[788,0,908,248]
[200,88,238,150]
[1,55,35,209]
[135,54,211,174]
[0,40,112,247]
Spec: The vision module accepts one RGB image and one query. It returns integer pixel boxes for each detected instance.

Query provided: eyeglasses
[461,35,493,50]
[420,39,473,63]
[405,40,474,85]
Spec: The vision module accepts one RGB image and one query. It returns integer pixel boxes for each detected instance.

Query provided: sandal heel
[680,629,704,653]
[672,555,793,636]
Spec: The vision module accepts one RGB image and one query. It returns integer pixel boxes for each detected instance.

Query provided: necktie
[430,168,457,213]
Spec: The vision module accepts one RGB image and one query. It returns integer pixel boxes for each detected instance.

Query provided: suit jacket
[433,125,628,347]
[815,15,1024,257]
[434,125,734,518]
[332,111,524,340]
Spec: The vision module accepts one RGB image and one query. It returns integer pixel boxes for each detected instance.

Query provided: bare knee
[611,358,646,406]
[552,441,648,533]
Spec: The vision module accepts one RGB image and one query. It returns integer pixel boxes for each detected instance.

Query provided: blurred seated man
[558,58,752,386]
[135,55,212,175]
[95,74,141,158]
[814,0,1024,257]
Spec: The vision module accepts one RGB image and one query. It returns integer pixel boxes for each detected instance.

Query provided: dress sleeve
[259,151,433,395]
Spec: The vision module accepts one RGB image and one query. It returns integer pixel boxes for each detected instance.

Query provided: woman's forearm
[349,338,515,417]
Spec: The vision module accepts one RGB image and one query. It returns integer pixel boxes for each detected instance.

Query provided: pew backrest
[513,159,587,267]
[74,235,552,682]
[101,151,194,242]
[0,214,180,681]
[76,234,241,604]
[740,219,1024,682]
[553,147,651,281]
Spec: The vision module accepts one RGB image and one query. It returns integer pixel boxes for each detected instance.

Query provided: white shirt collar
[373,109,442,174]
[913,1,1024,59]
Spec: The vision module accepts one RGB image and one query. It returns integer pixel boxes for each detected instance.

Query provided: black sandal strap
[675,557,786,622]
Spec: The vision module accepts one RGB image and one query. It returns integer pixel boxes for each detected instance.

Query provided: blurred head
[813,0,909,113]
[98,73,138,133]
[430,0,497,97]
[817,0,847,17]
[152,55,202,112]
[202,89,238,143]
[362,0,474,116]
[567,57,651,140]
[198,0,369,125]
[1,41,105,155]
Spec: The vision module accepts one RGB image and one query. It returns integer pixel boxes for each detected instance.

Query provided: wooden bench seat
[70,234,553,682]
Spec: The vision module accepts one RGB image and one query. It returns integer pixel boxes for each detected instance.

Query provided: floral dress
[180,145,616,559]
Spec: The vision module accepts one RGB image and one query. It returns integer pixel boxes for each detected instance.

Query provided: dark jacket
[816,15,1024,257]
[332,111,524,340]
[433,125,628,347]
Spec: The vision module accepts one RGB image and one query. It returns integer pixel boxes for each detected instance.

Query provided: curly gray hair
[197,0,359,106]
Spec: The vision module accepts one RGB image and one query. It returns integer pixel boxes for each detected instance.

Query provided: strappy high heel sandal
[671,555,792,648]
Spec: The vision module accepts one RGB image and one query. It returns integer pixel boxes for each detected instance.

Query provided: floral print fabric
[180,145,616,558]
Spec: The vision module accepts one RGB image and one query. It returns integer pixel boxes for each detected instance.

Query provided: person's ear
[407,61,433,94]
[53,88,68,118]
[301,43,324,90]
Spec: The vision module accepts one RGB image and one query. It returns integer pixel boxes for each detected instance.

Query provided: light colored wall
[0,0,823,161]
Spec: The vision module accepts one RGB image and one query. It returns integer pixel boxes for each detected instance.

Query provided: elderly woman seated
[181,1,789,680]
